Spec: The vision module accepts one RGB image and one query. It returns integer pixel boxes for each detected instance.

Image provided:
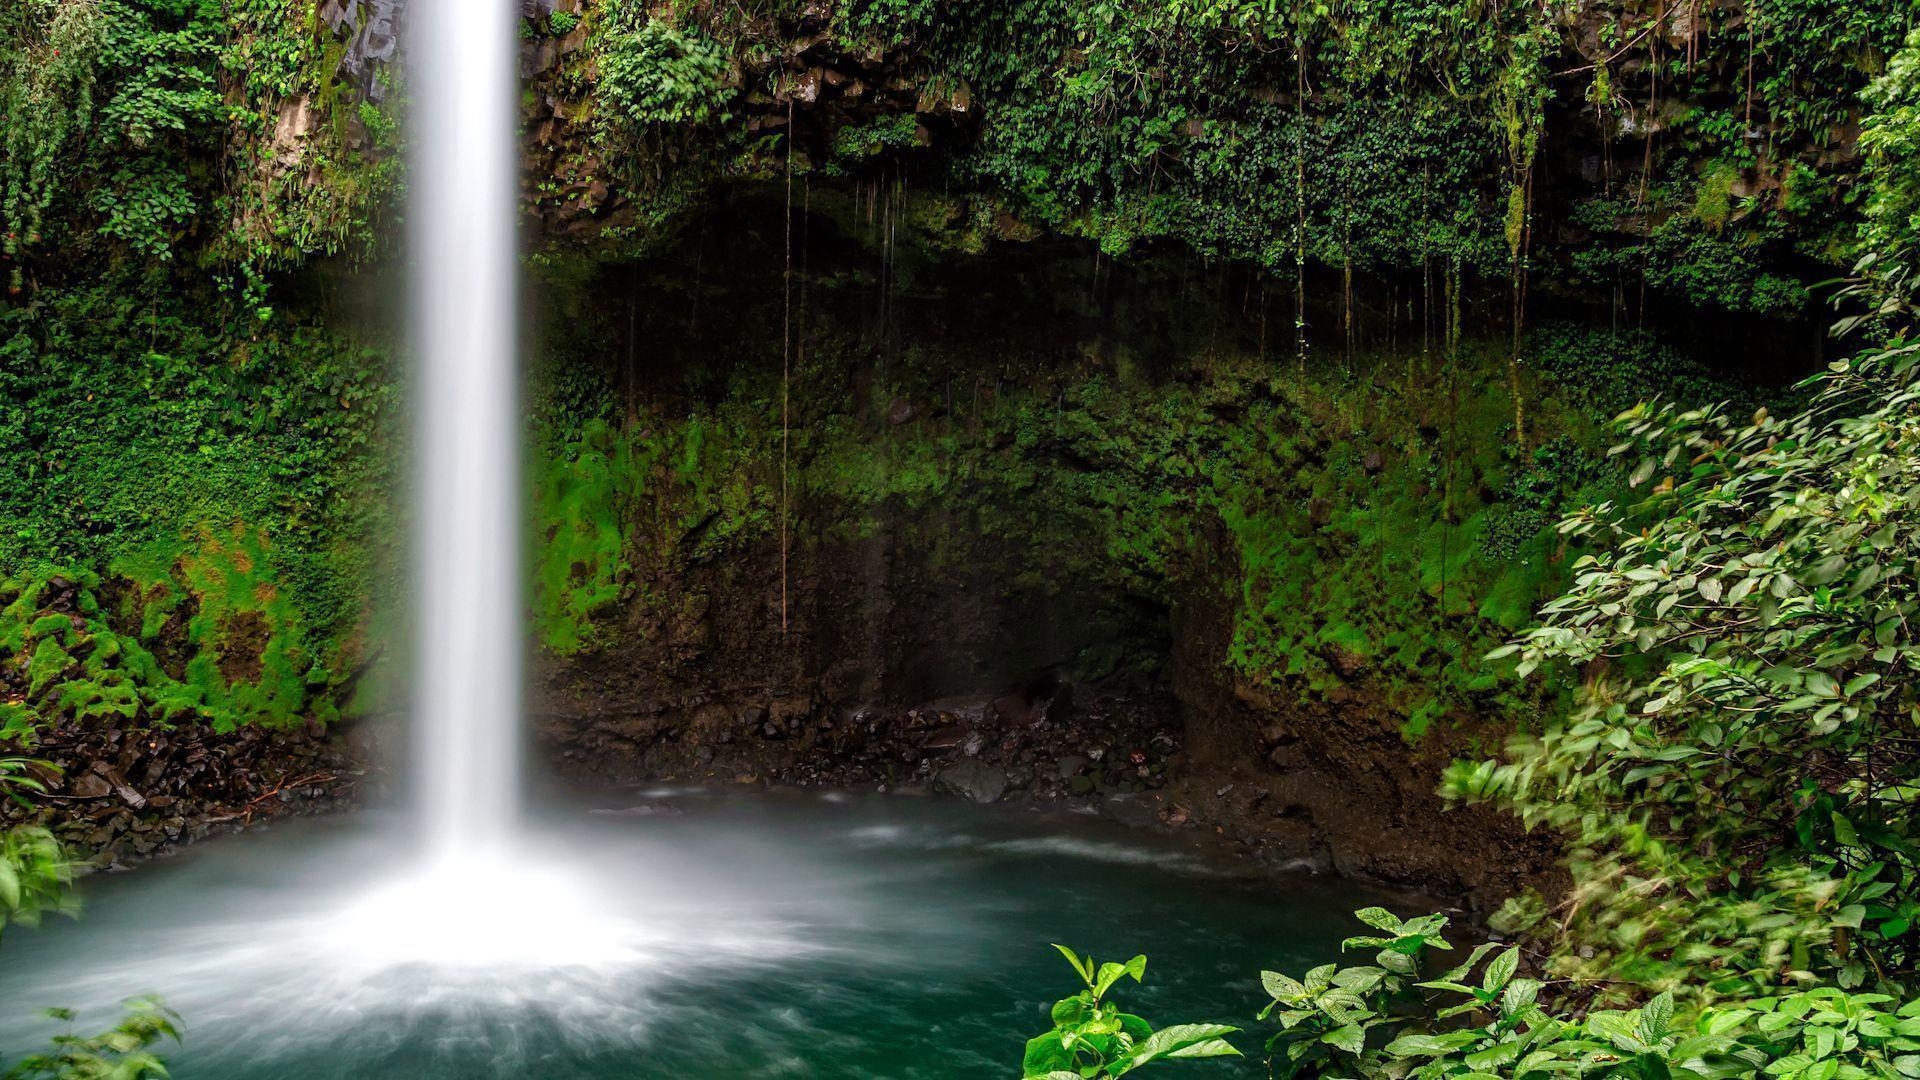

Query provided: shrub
[1023,945,1241,1078]
[1255,908,1920,1080]
[1454,339,1920,998]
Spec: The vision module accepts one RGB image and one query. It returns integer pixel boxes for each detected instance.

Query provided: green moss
[1,519,365,736]
[26,638,72,696]
[0,702,35,741]
[531,419,640,655]
[1695,161,1741,233]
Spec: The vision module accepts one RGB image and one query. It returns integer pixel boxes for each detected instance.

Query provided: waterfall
[408,0,522,860]
[354,0,641,973]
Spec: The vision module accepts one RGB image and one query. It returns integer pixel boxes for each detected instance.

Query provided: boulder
[934,759,1008,804]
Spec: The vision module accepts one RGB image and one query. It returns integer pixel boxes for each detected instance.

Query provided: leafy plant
[1255,909,1920,1080]
[1022,945,1240,1078]
[1851,27,1920,330]
[1262,908,1474,1076]
[594,4,732,131]
[2,999,179,1080]
[0,758,73,938]
[1459,339,1920,998]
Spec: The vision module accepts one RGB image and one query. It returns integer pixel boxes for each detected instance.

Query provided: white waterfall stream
[408,0,522,862]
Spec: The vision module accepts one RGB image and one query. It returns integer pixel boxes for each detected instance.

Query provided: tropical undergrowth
[1454,336,1920,1004]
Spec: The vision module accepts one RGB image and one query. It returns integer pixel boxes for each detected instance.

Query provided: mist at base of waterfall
[0,790,1394,1079]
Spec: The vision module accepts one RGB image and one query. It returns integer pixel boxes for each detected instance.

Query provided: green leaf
[1320,1023,1367,1056]
[1385,1032,1481,1058]
[1022,1032,1074,1078]
[1422,942,1500,989]
[1114,1024,1242,1073]
[1639,991,1675,1044]
[1262,970,1306,1001]
[1052,944,1094,986]
[1482,947,1520,993]
[1464,1039,1523,1071]
[1833,812,1861,847]
[1353,907,1404,933]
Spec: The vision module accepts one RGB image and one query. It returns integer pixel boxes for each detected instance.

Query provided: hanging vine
[1493,6,1554,450]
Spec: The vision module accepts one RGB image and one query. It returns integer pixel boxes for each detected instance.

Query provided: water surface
[0,791,1399,1078]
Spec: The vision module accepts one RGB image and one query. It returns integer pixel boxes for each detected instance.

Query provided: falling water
[408,0,521,860]
[358,0,654,973]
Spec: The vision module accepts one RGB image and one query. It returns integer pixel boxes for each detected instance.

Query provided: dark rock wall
[518,192,1759,903]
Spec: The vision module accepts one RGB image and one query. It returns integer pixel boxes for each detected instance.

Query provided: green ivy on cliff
[0,279,399,737]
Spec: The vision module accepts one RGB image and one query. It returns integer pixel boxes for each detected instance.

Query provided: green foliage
[2,1000,179,1080]
[1459,339,1920,1000]
[566,0,1912,308]
[1022,946,1239,1078]
[1,0,403,287]
[830,115,925,168]
[1260,907,1468,1076]
[0,281,399,740]
[1250,908,1920,1080]
[0,760,75,938]
[0,0,225,286]
[0,766,174,1080]
[594,4,732,131]
[1854,28,1920,328]
[0,0,105,292]
[0,824,74,939]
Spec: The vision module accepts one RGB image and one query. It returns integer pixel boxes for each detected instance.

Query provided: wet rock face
[1166,577,1562,910]
[541,676,1185,805]
[508,223,1568,910]
[320,0,403,94]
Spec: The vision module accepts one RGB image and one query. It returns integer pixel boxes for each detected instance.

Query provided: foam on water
[0,813,858,1065]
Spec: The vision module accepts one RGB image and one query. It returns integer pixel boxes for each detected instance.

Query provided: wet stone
[933,759,1008,804]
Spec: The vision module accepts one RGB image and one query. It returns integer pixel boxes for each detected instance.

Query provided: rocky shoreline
[4,677,1553,911]
[1,718,363,873]
[540,679,1560,911]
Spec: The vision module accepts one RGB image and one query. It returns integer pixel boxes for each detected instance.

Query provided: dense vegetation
[569,0,1906,323]
[5,0,1905,748]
